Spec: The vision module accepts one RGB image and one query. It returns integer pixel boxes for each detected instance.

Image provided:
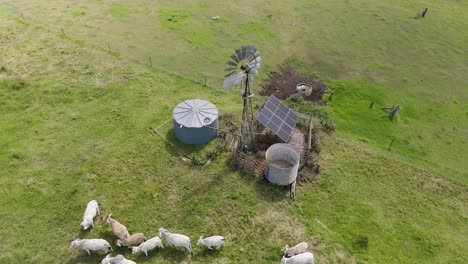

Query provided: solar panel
[257,111,270,127]
[277,125,293,143]
[276,106,288,119]
[256,95,298,142]
[264,101,275,111]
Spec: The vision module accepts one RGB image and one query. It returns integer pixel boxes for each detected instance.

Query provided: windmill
[222,45,261,150]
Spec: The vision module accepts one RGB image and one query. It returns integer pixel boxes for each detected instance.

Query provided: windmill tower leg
[247,86,256,148]
[240,75,256,151]
[240,96,249,151]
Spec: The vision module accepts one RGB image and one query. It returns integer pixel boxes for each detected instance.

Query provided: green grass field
[0,0,467,263]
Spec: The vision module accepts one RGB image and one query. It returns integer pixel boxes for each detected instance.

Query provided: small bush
[356,235,369,248]
[219,113,238,133]
[306,154,318,168]
[3,78,27,91]
[311,132,322,153]
[296,118,307,130]
[9,152,24,161]
[0,66,7,72]
[359,137,370,143]
[290,93,304,103]
[321,118,336,132]
[191,155,205,166]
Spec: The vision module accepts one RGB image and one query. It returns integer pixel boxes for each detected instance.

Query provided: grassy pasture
[2,0,466,181]
[0,0,467,263]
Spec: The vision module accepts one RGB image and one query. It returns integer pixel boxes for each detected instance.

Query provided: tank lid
[173,99,218,128]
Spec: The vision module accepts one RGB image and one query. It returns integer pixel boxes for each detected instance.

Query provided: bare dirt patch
[254,128,304,153]
[261,67,327,102]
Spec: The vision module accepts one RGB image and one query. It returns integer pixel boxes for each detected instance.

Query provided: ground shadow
[77,228,89,239]
[67,253,107,264]
[194,248,222,257]
[154,247,192,263]
[164,127,209,155]
[150,127,217,164]
[154,125,291,203]
[236,168,291,202]
[132,248,165,262]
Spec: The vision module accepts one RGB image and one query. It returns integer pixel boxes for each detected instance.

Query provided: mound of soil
[261,67,327,102]
[255,128,305,155]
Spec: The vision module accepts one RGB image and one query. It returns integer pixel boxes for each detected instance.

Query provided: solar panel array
[256,95,299,142]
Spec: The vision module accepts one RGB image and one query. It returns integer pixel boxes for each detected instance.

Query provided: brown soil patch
[261,67,327,102]
[254,128,305,158]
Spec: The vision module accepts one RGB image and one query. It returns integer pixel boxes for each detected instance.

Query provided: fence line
[234,149,266,178]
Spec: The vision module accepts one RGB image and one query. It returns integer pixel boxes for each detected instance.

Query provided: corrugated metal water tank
[265,143,300,185]
[173,99,219,145]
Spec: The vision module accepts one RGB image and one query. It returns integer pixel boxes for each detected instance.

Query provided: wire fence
[0,4,224,90]
[0,4,17,16]
[0,6,39,74]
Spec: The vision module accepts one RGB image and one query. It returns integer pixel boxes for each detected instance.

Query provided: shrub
[191,155,205,166]
[356,235,369,248]
[3,78,27,91]
[321,118,336,132]
[289,93,304,103]
[311,130,322,153]
[296,118,307,130]
[9,152,24,160]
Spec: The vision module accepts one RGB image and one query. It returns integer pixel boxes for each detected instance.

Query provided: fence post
[388,138,395,150]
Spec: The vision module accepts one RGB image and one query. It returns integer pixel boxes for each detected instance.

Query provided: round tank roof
[173,99,218,128]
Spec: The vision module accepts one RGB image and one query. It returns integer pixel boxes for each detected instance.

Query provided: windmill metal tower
[222,45,261,150]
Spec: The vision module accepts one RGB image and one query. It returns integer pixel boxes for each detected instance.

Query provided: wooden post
[389,105,400,120]
[422,8,428,18]
[388,138,395,150]
[307,116,313,151]
[315,164,320,174]
[290,181,296,199]
[107,43,111,52]
[149,56,152,67]
[304,116,312,166]
[61,28,65,36]
[369,101,374,109]
[183,36,193,43]
[204,75,207,86]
